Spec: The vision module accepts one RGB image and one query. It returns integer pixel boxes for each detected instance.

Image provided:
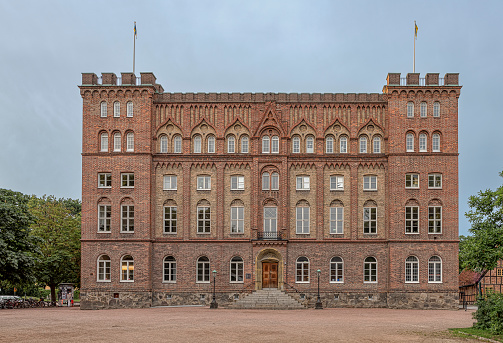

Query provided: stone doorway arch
[255,248,284,290]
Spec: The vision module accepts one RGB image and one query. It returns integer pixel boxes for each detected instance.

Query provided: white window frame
[263,207,277,233]
[405,173,419,189]
[100,133,108,152]
[114,101,120,117]
[363,175,377,191]
[271,136,279,153]
[405,206,419,234]
[428,206,442,234]
[120,255,134,282]
[296,176,310,191]
[364,257,377,283]
[100,101,107,117]
[121,173,134,188]
[174,135,182,153]
[405,256,419,283]
[406,134,414,152]
[420,102,427,118]
[296,206,310,234]
[231,206,244,233]
[207,135,215,153]
[126,132,134,152]
[330,257,344,283]
[359,136,367,153]
[121,205,134,233]
[126,101,133,117]
[432,134,440,152]
[330,207,344,234]
[97,255,111,282]
[271,172,279,190]
[363,207,377,234]
[326,136,334,153]
[230,175,244,190]
[197,176,211,190]
[407,102,414,118]
[197,206,211,233]
[373,136,381,153]
[340,136,347,153]
[98,204,111,232]
[113,133,121,152]
[197,257,210,283]
[163,175,177,190]
[98,173,111,188]
[160,135,168,153]
[330,175,344,191]
[230,256,244,283]
[163,256,176,283]
[428,256,442,283]
[164,206,177,234]
[193,135,201,153]
[292,136,300,153]
[296,257,310,283]
[306,136,314,153]
[433,102,440,117]
[428,174,442,189]
[419,134,427,152]
[240,136,249,153]
[262,136,270,153]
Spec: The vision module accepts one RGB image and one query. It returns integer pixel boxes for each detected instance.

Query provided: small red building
[459,260,503,304]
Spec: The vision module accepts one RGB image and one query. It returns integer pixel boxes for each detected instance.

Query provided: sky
[1,0,502,237]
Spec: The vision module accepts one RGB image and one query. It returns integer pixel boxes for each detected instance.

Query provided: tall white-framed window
[163,256,176,282]
[292,136,300,153]
[193,135,202,153]
[359,136,367,153]
[126,132,134,152]
[160,135,168,153]
[227,136,235,153]
[330,175,344,190]
[407,102,414,118]
[100,101,107,117]
[197,176,211,190]
[363,175,377,191]
[406,133,414,152]
[364,257,377,283]
[326,136,334,153]
[163,175,177,190]
[419,133,427,152]
[262,136,270,153]
[433,102,440,117]
[340,136,348,153]
[207,135,215,153]
[196,256,210,283]
[428,206,442,233]
[405,206,419,234]
[98,204,111,232]
[113,133,121,152]
[100,133,108,152]
[330,257,344,283]
[231,175,244,190]
[432,133,440,152]
[120,255,134,282]
[330,206,344,234]
[363,206,377,234]
[262,172,270,190]
[271,172,279,190]
[405,173,419,188]
[97,255,111,282]
[296,257,309,283]
[231,206,244,233]
[420,102,427,117]
[263,207,277,233]
[173,135,182,153]
[405,256,419,283]
[296,176,310,190]
[306,136,314,153]
[373,136,381,153]
[121,173,134,188]
[126,101,133,117]
[296,206,310,234]
[114,101,120,117]
[197,206,211,233]
[230,256,244,283]
[240,136,249,153]
[98,173,112,188]
[428,256,442,283]
[121,205,134,232]
[271,136,279,153]
[428,173,442,189]
[164,206,177,233]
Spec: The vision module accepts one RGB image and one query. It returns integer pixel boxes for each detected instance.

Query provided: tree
[0,189,38,286]
[28,196,81,302]
[460,171,503,272]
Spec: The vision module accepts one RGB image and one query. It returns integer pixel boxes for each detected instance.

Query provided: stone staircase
[231,288,306,309]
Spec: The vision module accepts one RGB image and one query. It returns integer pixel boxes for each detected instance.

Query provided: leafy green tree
[29,196,81,302]
[460,171,503,272]
[0,189,38,287]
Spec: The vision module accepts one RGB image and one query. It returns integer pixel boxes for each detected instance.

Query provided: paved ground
[0,306,476,343]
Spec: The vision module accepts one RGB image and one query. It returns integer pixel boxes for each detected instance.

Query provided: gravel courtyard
[0,306,475,343]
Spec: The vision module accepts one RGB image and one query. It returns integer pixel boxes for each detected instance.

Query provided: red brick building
[79,71,461,309]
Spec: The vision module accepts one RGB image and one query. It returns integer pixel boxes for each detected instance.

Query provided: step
[231,289,306,310]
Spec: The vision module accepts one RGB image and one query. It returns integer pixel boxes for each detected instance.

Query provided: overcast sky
[1,0,502,236]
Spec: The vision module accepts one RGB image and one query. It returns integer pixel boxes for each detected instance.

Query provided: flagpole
[133,21,136,75]
[413,21,416,73]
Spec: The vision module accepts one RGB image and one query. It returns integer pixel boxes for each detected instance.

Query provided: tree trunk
[50,284,56,303]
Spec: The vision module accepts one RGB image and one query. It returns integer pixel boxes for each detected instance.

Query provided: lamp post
[210,269,218,309]
[315,269,323,309]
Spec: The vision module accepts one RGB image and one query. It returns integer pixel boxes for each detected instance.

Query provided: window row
[405,173,442,189]
[100,101,134,118]
[98,173,134,188]
[406,133,441,152]
[100,132,134,152]
[407,101,441,118]
[98,204,135,232]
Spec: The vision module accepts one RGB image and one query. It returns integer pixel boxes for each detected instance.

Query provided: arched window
[230,256,244,283]
[207,135,215,153]
[121,255,134,282]
[193,135,201,153]
[98,200,111,232]
[292,136,300,153]
[163,200,177,234]
[340,136,347,153]
[419,133,427,152]
[100,132,108,152]
[326,136,334,153]
[296,203,310,234]
[420,102,427,117]
[330,257,343,283]
[100,101,107,117]
[405,256,419,283]
[330,200,344,234]
[263,206,277,233]
[407,102,414,118]
[262,136,270,153]
[364,257,377,283]
[173,135,182,153]
[296,257,309,283]
[271,136,279,153]
[114,101,120,117]
[240,136,249,153]
[428,202,442,233]
[262,172,270,190]
[126,101,133,117]
[227,135,235,153]
[406,133,414,152]
[163,256,176,282]
[306,136,314,153]
[113,132,121,152]
[126,132,134,152]
[197,256,210,283]
[359,136,367,153]
[433,102,440,117]
[121,201,134,232]
[160,135,168,153]
[428,256,442,283]
[230,200,244,233]
[432,133,440,152]
[97,255,111,282]
[197,200,211,233]
[271,172,279,190]
[363,201,377,234]
[373,136,381,153]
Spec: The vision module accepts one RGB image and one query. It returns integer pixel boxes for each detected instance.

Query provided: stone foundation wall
[152,291,252,308]
[386,292,459,310]
[80,291,153,310]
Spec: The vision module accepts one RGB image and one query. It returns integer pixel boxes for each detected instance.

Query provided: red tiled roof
[459,269,483,287]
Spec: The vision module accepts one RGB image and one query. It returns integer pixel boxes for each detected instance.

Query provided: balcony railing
[256,231,284,240]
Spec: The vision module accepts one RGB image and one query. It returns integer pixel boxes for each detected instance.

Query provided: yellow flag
[415,22,418,38]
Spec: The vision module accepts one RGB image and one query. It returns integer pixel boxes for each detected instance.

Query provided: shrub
[474,291,503,335]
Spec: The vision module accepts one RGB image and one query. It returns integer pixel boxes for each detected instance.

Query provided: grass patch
[449,328,503,342]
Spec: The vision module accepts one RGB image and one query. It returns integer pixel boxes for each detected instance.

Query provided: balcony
[256,231,284,241]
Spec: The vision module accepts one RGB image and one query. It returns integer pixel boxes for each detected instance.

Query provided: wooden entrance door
[262,262,278,288]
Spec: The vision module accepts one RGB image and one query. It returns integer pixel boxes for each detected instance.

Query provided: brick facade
[80,72,461,309]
